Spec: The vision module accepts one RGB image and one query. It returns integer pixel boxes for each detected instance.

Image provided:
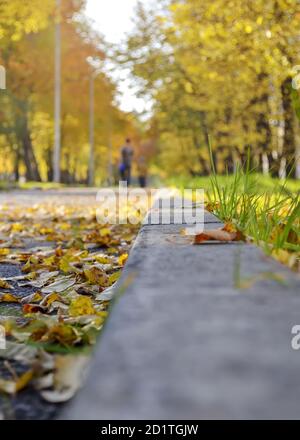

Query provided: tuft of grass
[206,147,300,271]
[168,145,299,270]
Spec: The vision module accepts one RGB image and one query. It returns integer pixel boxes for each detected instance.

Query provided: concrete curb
[61,209,300,420]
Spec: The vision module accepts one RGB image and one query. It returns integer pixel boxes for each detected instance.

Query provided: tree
[122,0,300,178]
[0,0,139,183]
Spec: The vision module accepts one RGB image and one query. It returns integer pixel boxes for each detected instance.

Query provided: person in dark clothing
[119,138,134,185]
[137,156,147,188]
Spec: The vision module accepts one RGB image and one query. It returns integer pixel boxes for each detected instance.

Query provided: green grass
[168,169,300,271]
[0,181,17,191]
[167,173,300,194]
[18,181,65,190]
[0,181,66,191]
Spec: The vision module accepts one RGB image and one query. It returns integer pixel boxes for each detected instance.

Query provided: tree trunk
[46,146,53,181]
[225,149,234,174]
[281,77,296,178]
[199,111,216,172]
[21,114,41,182]
[193,134,210,175]
[14,146,20,181]
[251,74,276,175]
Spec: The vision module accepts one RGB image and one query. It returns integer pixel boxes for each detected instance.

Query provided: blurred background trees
[0,0,139,184]
[122,0,300,179]
[0,0,300,184]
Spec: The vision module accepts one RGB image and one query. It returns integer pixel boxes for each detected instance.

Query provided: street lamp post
[107,120,113,186]
[88,70,101,187]
[88,73,95,186]
[53,0,61,183]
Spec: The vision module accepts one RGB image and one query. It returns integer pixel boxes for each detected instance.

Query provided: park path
[62,198,300,419]
[0,189,300,419]
[0,189,106,419]
[0,188,101,205]
[0,188,135,420]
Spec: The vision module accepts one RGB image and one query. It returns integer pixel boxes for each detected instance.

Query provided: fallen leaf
[100,227,111,237]
[40,355,90,403]
[69,296,96,317]
[0,293,19,303]
[0,279,12,289]
[41,277,75,294]
[23,304,47,314]
[108,270,121,285]
[94,254,110,264]
[193,224,245,244]
[0,378,15,394]
[40,293,64,308]
[19,271,59,288]
[95,285,116,301]
[118,253,128,266]
[0,248,10,256]
[40,324,80,345]
[16,370,34,392]
[0,341,38,363]
[20,292,43,304]
[59,256,76,273]
[84,267,109,286]
[0,370,33,395]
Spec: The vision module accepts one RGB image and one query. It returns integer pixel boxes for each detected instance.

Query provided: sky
[84,0,151,114]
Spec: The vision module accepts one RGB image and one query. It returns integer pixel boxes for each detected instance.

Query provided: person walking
[119,138,134,185]
[137,155,147,188]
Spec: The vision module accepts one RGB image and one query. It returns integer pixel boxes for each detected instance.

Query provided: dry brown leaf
[23,303,47,314]
[193,224,245,244]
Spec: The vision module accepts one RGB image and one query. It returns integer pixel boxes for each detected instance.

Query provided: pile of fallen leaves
[0,202,140,403]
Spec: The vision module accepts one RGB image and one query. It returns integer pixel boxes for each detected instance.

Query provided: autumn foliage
[0,0,138,183]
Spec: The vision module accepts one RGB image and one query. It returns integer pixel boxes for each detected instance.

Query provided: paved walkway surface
[0,189,103,419]
[0,189,118,419]
[62,202,300,419]
[1,190,300,419]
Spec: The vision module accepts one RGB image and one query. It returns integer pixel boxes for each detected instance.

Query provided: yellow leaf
[100,227,111,237]
[59,255,74,273]
[118,253,128,266]
[20,291,43,304]
[60,223,71,231]
[94,255,110,264]
[108,270,121,285]
[0,293,19,303]
[16,370,34,392]
[0,279,12,289]
[40,292,62,307]
[43,255,56,266]
[84,267,109,286]
[41,324,79,345]
[69,296,96,317]
[0,248,10,256]
[12,223,24,232]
